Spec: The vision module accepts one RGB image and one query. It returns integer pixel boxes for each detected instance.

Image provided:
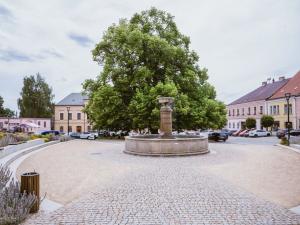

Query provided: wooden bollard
[20,172,40,213]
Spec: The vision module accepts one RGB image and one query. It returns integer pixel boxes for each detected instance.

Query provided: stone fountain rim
[125,135,207,141]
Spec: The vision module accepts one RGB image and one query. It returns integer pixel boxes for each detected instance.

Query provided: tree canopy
[83,7,227,132]
[245,117,256,129]
[18,73,54,118]
[0,96,14,117]
[261,115,274,130]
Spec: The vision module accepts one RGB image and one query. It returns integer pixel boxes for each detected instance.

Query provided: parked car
[69,132,81,139]
[239,129,249,137]
[80,132,96,140]
[221,129,230,136]
[89,131,99,138]
[208,132,228,142]
[232,130,243,136]
[290,129,300,136]
[248,130,271,137]
[35,130,60,136]
[228,130,237,136]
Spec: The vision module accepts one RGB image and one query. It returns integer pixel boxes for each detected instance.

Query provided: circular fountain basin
[124,135,209,156]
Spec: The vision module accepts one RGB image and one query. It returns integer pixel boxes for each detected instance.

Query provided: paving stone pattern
[23,147,300,225]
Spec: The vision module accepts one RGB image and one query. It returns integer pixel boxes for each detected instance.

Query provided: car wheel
[254,134,258,137]
[267,133,270,136]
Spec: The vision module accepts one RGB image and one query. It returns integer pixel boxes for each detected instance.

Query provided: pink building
[0,117,51,133]
[226,77,289,130]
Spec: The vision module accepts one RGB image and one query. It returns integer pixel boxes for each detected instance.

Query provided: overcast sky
[0,0,299,111]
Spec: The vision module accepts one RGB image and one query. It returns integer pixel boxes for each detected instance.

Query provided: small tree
[245,117,256,129]
[18,73,54,118]
[261,115,274,131]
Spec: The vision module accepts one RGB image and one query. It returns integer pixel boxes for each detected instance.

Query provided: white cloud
[0,0,299,110]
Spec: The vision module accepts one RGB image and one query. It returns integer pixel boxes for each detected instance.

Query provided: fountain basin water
[124,135,209,156]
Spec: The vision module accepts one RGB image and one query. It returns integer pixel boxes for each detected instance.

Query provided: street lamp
[66,106,70,135]
[285,92,291,145]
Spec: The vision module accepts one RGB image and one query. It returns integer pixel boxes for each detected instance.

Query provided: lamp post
[67,106,70,135]
[285,93,291,145]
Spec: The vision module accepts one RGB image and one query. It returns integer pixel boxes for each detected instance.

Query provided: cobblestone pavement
[21,140,300,224]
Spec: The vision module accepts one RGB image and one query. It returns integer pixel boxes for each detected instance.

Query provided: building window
[59,126,64,132]
[68,113,72,120]
[248,107,250,115]
[77,113,81,120]
[270,106,272,115]
[38,121,41,126]
[237,122,240,129]
[60,113,64,120]
[276,105,279,115]
[44,121,46,128]
[233,109,235,116]
[233,123,235,129]
[229,122,231,128]
[260,106,263,114]
[254,107,256,115]
[237,109,239,116]
[242,108,244,116]
[284,104,292,114]
[68,126,72,132]
[228,110,231,116]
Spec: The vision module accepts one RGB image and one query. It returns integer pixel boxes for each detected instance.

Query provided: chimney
[279,76,285,81]
[262,81,267,86]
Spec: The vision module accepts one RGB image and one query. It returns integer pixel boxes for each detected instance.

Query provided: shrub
[280,137,289,146]
[0,166,36,225]
[0,134,16,148]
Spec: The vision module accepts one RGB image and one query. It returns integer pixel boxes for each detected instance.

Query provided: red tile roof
[269,71,300,99]
[228,78,289,105]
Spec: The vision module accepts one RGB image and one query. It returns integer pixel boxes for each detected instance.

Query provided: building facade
[0,117,51,133]
[54,93,92,133]
[226,77,289,130]
[266,71,300,130]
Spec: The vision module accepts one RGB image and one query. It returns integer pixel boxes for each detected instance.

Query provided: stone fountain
[124,97,209,156]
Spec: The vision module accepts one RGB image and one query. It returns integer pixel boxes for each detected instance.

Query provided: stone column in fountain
[158,97,174,137]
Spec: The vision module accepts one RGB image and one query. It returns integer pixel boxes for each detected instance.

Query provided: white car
[248,130,271,137]
[80,132,96,140]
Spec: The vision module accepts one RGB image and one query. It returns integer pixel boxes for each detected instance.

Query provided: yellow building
[265,98,295,130]
[266,71,300,130]
[54,93,92,133]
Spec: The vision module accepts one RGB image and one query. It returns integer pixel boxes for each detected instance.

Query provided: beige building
[54,93,92,133]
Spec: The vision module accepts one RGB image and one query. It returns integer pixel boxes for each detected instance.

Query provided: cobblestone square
[18,139,300,225]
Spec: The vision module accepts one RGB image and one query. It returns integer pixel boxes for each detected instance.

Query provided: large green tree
[0,96,14,117]
[83,7,227,132]
[18,73,54,118]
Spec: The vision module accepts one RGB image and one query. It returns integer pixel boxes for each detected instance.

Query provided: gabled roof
[56,93,88,106]
[269,71,300,100]
[228,78,290,105]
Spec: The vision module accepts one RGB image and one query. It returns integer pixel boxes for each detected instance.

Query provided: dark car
[38,130,60,136]
[208,132,228,142]
[69,132,81,139]
[290,129,300,136]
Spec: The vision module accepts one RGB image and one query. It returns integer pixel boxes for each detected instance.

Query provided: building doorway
[76,126,82,133]
[273,121,280,131]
